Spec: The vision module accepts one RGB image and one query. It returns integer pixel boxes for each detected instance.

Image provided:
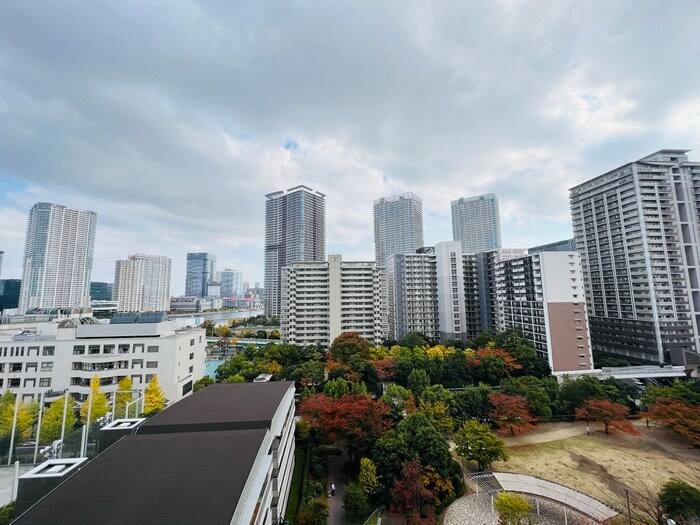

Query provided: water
[171,309,262,329]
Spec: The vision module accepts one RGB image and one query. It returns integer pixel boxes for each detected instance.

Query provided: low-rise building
[13,382,296,525]
[0,312,205,403]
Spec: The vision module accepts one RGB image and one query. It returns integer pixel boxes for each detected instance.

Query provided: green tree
[80,375,110,423]
[379,385,414,421]
[144,375,166,416]
[453,384,492,423]
[222,374,245,383]
[557,376,607,415]
[359,457,380,496]
[323,377,350,399]
[343,483,370,521]
[330,332,371,371]
[407,369,431,397]
[200,320,215,337]
[193,376,215,392]
[40,397,77,442]
[659,478,700,523]
[419,399,454,433]
[454,420,508,471]
[494,492,534,525]
[500,376,553,420]
[113,376,133,419]
[0,501,14,525]
[398,332,429,349]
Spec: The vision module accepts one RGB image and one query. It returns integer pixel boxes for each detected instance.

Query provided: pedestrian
[331,483,336,496]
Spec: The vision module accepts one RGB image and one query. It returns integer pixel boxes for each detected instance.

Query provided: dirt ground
[488,422,700,523]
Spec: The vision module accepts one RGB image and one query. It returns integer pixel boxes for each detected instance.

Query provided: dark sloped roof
[138,381,294,434]
[13,429,267,525]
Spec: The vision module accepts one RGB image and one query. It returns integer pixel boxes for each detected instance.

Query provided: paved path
[503,423,588,446]
[0,464,33,507]
[328,454,347,525]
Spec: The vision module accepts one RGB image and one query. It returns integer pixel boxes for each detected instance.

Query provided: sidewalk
[328,454,347,525]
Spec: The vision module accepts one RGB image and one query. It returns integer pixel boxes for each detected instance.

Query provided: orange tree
[645,397,700,446]
[488,393,536,435]
[575,399,639,435]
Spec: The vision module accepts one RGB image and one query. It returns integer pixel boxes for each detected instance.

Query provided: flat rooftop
[12,429,267,525]
[138,381,294,434]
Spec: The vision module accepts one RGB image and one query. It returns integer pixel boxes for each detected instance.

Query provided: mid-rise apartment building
[570,150,700,367]
[374,192,424,268]
[494,251,593,372]
[265,186,326,317]
[0,312,205,403]
[281,255,387,347]
[113,254,171,312]
[19,203,97,313]
[452,193,502,254]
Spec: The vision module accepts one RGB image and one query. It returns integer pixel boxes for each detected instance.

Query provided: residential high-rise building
[19,203,97,313]
[570,150,700,367]
[373,192,424,268]
[264,186,326,317]
[451,193,502,254]
[281,255,387,347]
[114,254,171,312]
[475,248,527,331]
[493,251,593,372]
[529,239,576,254]
[220,269,243,297]
[90,282,113,301]
[185,253,216,298]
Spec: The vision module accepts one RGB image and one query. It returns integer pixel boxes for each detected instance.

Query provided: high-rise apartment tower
[264,186,326,317]
[570,150,700,367]
[451,193,502,254]
[114,254,172,312]
[185,253,216,298]
[19,203,97,312]
[373,193,424,268]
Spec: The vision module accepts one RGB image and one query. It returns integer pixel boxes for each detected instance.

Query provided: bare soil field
[490,423,700,523]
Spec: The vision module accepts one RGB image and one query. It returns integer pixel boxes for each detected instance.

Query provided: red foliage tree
[390,460,437,525]
[646,397,700,446]
[372,357,396,382]
[319,394,391,461]
[489,393,537,435]
[298,393,333,431]
[575,399,639,435]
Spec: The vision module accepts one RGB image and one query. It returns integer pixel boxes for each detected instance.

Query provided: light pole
[125,392,144,419]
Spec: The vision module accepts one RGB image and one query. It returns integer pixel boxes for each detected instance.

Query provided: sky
[2,1,700,294]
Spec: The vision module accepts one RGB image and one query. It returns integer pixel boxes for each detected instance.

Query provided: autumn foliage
[488,393,536,435]
[646,397,700,446]
[390,460,438,525]
[575,399,639,435]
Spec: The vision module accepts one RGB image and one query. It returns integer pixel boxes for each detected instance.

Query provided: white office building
[0,312,205,404]
[374,192,424,268]
[452,193,502,254]
[570,150,700,367]
[494,252,593,372]
[265,186,326,317]
[19,203,97,313]
[281,255,387,347]
[113,254,171,313]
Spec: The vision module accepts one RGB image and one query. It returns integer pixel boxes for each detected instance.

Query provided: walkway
[328,454,347,525]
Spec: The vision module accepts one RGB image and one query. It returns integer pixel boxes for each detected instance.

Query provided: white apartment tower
[265,186,326,317]
[113,254,171,312]
[373,193,424,268]
[280,255,387,347]
[494,251,593,372]
[452,193,502,254]
[19,203,97,313]
[570,150,700,367]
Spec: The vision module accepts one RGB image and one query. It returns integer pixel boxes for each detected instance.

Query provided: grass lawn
[286,448,306,524]
[490,423,700,522]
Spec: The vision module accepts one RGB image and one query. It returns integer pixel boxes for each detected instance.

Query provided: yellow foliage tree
[113,376,134,419]
[144,375,166,416]
[80,375,110,423]
[40,397,77,442]
[0,394,35,441]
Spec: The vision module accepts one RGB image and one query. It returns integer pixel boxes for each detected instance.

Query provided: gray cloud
[1,0,700,291]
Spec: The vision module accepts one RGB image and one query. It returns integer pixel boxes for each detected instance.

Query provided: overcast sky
[2,1,700,294]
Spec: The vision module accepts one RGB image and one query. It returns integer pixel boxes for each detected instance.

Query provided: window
[89,345,100,355]
[146,361,157,369]
[147,346,159,353]
[145,374,154,383]
[8,378,20,388]
[103,345,114,354]
[24,378,36,388]
[190,339,195,346]
[28,346,39,356]
[131,374,142,383]
[0,364,4,372]
[73,345,85,355]
[0,379,3,388]
[189,352,194,360]
[10,363,22,372]
[189,365,193,373]
[132,359,143,368]
[39,378,51,388]
[42,346,55,356]
[134,344,144,353]
[25,362,38,372]
[119,344,130,354]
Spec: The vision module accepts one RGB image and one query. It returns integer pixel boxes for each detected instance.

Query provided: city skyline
[2,2,700,291]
